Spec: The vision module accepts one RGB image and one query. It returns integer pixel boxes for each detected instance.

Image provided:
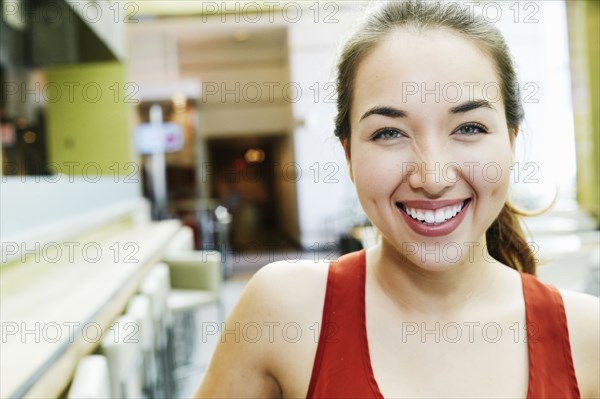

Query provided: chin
[406,256,467,272]
[385,239,473,272]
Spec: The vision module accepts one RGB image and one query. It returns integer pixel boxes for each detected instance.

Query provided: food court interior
[1,1,598,398]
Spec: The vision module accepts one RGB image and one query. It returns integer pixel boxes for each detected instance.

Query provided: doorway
[207,134,298,253]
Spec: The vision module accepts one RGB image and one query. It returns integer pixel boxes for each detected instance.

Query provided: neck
[369,237,501,318]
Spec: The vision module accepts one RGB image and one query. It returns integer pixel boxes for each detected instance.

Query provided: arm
[194,265,283,398]
[560,289,600,399]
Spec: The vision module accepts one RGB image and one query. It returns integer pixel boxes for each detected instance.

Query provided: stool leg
[166,324,177,397]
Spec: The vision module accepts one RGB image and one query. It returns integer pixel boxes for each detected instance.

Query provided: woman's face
[347,29,514,271]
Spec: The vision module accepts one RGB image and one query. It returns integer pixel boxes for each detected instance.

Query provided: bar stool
[163,250,223,387]
[139,263,174,398]
[67,355,111,398]
[126,294,156,398]
[166,225,195,254]
[101,315,144,398]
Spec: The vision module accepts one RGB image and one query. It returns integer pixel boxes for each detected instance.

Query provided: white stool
[166,226,195,254]
[101,315,144,399]
[139,263,174,398]
[165,251,223,319]
[67,355,111,398]
[126,294,156,398]
[163,250,223,386]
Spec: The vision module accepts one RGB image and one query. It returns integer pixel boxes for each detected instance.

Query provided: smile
[395,199,472,236]
[399,200,470,225]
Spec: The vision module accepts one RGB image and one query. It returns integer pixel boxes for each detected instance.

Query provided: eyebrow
[449,99,496,114]
[358,99,496,122]
[359,106,407,122]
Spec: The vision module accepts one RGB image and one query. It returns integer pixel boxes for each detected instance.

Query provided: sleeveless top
[306,250,580,399]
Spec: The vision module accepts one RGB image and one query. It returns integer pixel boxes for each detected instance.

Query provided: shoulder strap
[306,249,381,398]
[520,272,580,398]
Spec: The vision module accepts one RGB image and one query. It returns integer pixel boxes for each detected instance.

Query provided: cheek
[463,143,512,199]
[351,150,406,199]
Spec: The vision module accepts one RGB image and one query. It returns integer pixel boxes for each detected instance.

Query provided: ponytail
[486,203,536,275]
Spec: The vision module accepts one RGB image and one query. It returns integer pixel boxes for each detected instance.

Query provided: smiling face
[347,28,515,271]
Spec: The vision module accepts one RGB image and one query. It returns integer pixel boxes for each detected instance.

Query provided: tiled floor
[177,236,600,398]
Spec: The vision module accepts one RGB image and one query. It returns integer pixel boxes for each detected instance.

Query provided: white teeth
[434,209,445,223]
[424,211,435,223]
[404,201,466,224]
[444,208,453,219]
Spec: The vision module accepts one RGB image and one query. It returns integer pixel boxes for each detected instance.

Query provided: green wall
[568,1,600,221]
[585,2,600,220]
[46,62,136,175]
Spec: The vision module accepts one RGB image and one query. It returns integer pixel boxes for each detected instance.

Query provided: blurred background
[1,1,598,398]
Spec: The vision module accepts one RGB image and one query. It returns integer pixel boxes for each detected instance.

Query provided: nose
[407,154,459,197]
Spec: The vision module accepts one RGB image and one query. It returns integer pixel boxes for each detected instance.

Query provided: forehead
[352,28,501,118]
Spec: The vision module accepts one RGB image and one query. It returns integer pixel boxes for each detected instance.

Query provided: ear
[341,138,354,183]
[509,128,518,149]
[509,128,518,164]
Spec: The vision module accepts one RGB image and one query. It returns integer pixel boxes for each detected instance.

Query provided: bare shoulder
[195,259,330,398]
[248,259,331,324]
[253,258,331,298]
[559,289,599,399]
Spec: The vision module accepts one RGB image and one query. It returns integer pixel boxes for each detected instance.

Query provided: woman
[196,1,599,398]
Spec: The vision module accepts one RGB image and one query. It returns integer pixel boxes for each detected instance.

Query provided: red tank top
[306,250,580,398]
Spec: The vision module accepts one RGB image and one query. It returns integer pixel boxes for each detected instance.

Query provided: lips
[395,199,471,237]
[398,199,470,225]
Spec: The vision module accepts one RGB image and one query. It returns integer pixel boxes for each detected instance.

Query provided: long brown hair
[335,0,536,274]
